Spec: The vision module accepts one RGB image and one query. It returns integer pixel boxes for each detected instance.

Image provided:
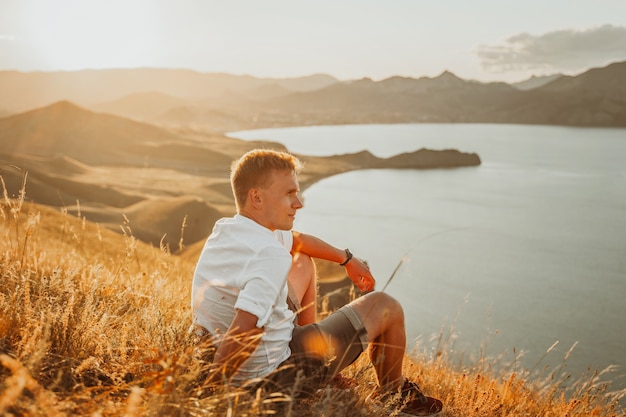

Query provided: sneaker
[397,379,443,416]
[368,379,443,416]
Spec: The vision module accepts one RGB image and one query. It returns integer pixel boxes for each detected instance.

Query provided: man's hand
[206,309,263,385]
[345,257,376,293]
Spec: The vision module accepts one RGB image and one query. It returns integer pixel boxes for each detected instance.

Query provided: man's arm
[292,231,376,292]
[207,309,263,384]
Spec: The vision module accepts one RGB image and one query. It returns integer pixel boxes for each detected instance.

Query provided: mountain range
[1,61,625,130]
[256,63,626,127]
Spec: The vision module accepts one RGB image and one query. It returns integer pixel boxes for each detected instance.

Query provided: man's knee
[353,292,405,324]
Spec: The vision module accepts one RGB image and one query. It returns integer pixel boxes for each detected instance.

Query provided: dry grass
[1,182,625,416]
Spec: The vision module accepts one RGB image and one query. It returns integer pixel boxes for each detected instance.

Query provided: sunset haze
[2,0,626,83]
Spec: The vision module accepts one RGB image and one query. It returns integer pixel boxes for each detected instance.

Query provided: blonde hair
[230,149,303,209]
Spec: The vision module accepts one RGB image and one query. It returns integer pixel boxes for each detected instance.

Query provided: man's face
[256,169,303,231]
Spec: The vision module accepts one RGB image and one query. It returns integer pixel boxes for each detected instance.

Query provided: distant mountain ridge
[0,61,625,129]
[0,68,339,113]
[539,61,626,99]
[257,62,626,127]
[512,74,561,90]
[260,71,517,125]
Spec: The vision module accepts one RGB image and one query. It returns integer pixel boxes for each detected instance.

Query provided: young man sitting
[191,149,443,416]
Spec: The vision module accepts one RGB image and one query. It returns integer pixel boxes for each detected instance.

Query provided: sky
[1,0,626,83]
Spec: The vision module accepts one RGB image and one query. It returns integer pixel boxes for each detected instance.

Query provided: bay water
[230,124,626,388]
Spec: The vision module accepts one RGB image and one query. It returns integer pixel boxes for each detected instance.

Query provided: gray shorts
[258,304,369,396]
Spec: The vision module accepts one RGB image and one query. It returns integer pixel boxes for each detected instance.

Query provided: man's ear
[248,189,263,208]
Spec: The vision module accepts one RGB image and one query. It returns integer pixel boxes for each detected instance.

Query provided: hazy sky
[2,0,626,82]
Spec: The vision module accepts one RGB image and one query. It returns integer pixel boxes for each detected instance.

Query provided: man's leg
[287,252,317,326]
[348,292,406,389]
[348,293,444,415]
[288,255,405,387]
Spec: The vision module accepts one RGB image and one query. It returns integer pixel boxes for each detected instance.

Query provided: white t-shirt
[191,214,295,383]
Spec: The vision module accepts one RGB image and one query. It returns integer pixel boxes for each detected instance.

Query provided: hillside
[0,101,186,165]
[1,199,623,416]
[0,101,255,247]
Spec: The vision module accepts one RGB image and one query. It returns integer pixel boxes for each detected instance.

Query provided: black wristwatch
[339,248,353,266]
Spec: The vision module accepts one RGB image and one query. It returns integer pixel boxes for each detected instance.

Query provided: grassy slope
[1,198,624,416]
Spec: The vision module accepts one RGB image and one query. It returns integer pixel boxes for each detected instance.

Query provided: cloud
[476,24,626,74]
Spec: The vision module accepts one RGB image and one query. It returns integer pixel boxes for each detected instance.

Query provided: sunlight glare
[19,0,159,70]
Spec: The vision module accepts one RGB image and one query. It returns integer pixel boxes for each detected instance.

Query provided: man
[191,149,443,416]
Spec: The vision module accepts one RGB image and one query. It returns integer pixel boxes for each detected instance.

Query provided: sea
[229,123,626,389]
